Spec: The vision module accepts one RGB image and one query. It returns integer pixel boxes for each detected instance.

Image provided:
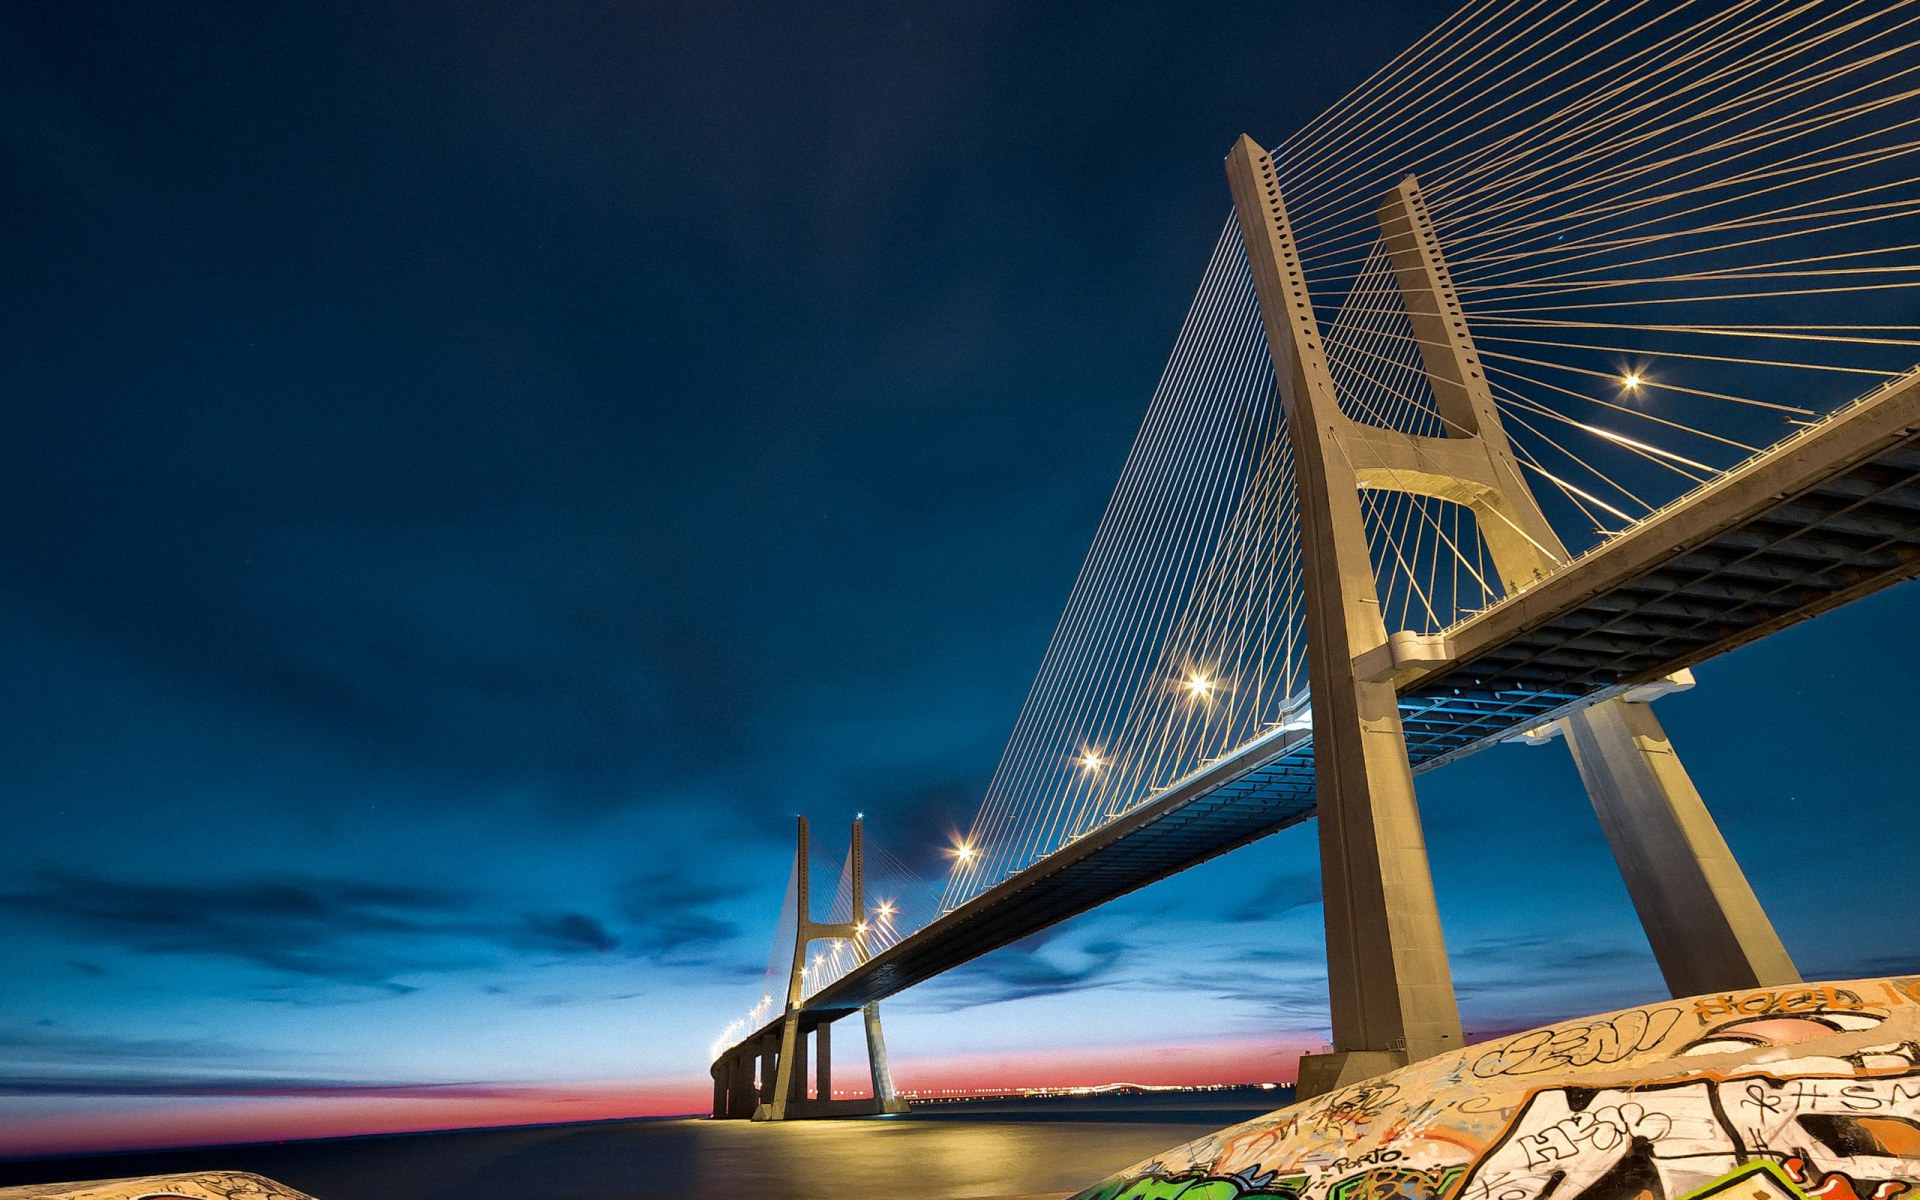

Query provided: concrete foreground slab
[0,1173,315,1200]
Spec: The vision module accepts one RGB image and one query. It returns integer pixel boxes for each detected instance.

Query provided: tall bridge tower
[1224,135,1799,1097]
[710,817,908,1121]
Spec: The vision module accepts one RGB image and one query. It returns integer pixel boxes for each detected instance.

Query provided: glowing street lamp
[1078,749,1104,773]
[1622,372,1642,391]
[1185,673,1215,698]
[874,900,896,920]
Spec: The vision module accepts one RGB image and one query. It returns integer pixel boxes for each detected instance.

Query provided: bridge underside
[725,369,1920,1053]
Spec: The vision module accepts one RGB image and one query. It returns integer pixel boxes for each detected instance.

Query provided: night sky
[5,1,1919,1158]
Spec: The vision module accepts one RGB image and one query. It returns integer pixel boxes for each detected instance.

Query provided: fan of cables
[941,0,1920,911]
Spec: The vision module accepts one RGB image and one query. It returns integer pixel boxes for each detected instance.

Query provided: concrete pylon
[862,1001,901,1110]
[1562,701,1800,997]
[1373,171,1799,1001]
[1227,142,1796,1099]
[752,816,908,1120]
[1228,138,1464,1098]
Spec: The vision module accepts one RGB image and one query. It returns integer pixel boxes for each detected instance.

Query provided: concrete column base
[1296,1049,1406,1101]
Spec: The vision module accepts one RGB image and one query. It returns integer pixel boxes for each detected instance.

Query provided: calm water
[0,1094,1287,1200]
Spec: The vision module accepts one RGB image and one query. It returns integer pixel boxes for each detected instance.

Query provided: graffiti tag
[1473,1007,1685,1078]
[1692,988,1871,1022]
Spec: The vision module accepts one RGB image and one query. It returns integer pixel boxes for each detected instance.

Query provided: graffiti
[1457,1082,1727,1200]
[1077,1167,1305,1199]
[1069,977,1920,1200]
[1515,1099,1676,1166]
[1315,1149,1407,1175]
[1694,989,1873,1023]
[1680,1011,1920,1076]
[1458,1072,1920,1200]
[1677,1160,1813,1200]
[1474,1008,1685,1079]
[1326,1165,1466,1200]
[1312,1082,1407,1132]
[1785,1156,1912,1200]
[0,1175,316,1200]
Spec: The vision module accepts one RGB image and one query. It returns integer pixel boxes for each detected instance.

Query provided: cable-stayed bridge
[712,0,1920,1119]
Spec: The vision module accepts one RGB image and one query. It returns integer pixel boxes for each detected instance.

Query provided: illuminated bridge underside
[748,369,1920,1038]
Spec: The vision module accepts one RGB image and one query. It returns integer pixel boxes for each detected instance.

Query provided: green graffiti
[1326,1165,1466,1200]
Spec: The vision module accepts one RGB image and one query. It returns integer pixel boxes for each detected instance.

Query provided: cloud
[517,912,619,955]
[0,870,632,990]
[0,1028,613,1102]
[1153,947,1334,1030]
[0,1073,536,1100]
[0,1025,248,1069]
[1801,952,1920,980]
[1449,931,1658,991]
[616,869,747,956]
[1446,931,1669,1033]
[1228,872,1321,923]
[912,937,1130,1011]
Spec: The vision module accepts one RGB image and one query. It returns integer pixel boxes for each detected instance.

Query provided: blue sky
[4,0,1918,1156]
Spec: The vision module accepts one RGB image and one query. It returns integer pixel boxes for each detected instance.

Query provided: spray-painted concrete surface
[1073,977,1920,1200]
[0,1174,314,1200]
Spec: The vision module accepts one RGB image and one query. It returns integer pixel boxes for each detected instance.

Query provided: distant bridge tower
[1224,135,1799,1099]
[709,816,908,1121]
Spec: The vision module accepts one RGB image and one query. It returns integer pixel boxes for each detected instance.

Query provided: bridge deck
[732,366,1920,1044]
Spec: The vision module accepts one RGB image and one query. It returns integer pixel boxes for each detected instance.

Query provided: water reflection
[0,1108,1254,1200]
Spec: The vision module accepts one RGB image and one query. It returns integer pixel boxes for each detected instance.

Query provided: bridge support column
[1562,699,1799,996]
[816,1020,831,1100]
[864,1002,905,1112]
[1229,137,1464,1099]
[710,1046,756,1119]
[735,1051,756,1117]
